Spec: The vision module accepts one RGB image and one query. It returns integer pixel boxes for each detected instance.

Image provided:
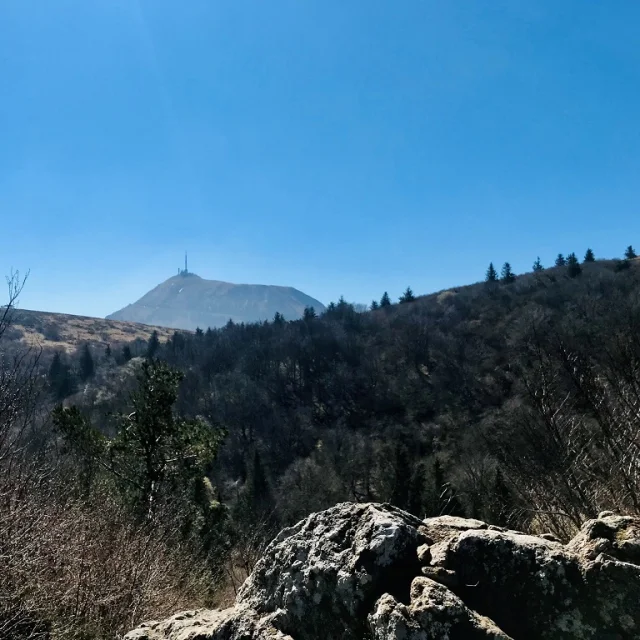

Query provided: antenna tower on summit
[179,252,189,276]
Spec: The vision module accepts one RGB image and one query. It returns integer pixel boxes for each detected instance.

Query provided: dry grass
[10,309,178,354]
[0,469,215,639]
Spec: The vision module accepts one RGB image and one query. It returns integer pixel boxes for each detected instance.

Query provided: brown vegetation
[9,308,176,354]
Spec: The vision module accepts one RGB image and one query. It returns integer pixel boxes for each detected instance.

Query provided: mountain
[106,272,326,331]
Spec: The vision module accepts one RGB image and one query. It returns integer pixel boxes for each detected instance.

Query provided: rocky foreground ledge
[125,502,640,639]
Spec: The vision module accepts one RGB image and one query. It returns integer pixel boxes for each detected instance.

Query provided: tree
[79,344,94,381]
[584,248,595,263]
[49,352,75,400]
[273,312,285,325]
[532,257,543,272]
[105,344,112,358]
[146,330,160,359]
[303,306,317,321]
[485,263,498,282]
[370,300,380,311]
[122,345,133,362]
[501,262,516,284]
[399,286,415,303]
[555,254,566,267]
[380,292,391,307]
[567,252,582,278]
[246,449,273,517]
[54,359,226,517]
[625,245,637,260]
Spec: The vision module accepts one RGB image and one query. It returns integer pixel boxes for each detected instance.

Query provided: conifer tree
[303,306,317,321]
[532,257,543,272]
[122,345,133,362]
[48,352,75,400]
[485,263,498,282]
[246,449,273,516]
[380,291,391,307]
[79,344,95,381]
[273,311,285,325]
[625,245,637,260]
[555,253,566,267]
[567,252,582,278]
[370,300,379,311]
[501,262,516,284]
[584,248,595,263]
[399,286,415,303]
[54,360,225,517]
[146,330,160,359]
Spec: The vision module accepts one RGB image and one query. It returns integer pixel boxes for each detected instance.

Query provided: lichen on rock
[124,503,640,640]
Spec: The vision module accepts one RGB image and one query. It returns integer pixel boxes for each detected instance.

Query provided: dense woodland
[3,248,640,638]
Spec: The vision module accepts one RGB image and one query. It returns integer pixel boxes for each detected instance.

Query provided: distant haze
[107,273,326,331]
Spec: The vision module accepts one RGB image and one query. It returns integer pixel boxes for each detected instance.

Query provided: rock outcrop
[125,503,640,640]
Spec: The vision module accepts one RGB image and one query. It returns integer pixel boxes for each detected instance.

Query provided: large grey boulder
[124,503,640,640]
[237,502,428,638]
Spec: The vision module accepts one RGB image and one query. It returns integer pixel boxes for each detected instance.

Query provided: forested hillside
[3,251,640,638]
[148,252,640,538]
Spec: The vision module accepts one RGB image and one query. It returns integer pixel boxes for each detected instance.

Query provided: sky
[1,1,640,317]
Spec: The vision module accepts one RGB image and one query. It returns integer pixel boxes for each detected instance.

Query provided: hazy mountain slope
[107,273,326,331]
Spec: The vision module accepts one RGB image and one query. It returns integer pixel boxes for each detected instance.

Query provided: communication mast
[179,252,189,276]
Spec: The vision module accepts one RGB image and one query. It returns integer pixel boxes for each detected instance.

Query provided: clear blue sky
[1,1,639,317]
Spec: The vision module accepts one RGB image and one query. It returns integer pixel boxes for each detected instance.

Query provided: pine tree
[49,352,63,393]
[54,360,225,516]
[303,306,317,321]
[567,252,582,278]
[485,263,498,282]
[399,286,415,303]
[246,449,273,516]
[555,253,566,267]
[370,300,380,311]
[501,262,516,284]
[380,291,391,307]
[584,248,595,263]
[625,245,637,260]
[146,330,160,359]
[122,345,133,362]
[532,257,543,272]
[79,344,95,381]
[273,312,285,325]
[49,352,75,400]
